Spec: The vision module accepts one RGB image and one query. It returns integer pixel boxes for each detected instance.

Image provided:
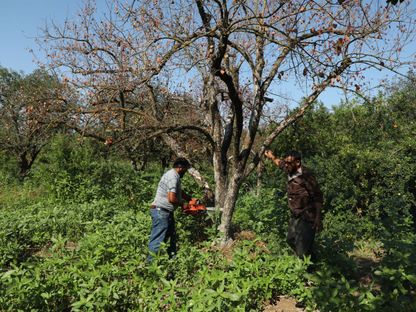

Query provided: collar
[288,167,303,181]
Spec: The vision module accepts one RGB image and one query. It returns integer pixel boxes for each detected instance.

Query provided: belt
[151,205,172,213]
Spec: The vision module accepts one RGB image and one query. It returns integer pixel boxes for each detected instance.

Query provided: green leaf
[227,292,241,301]
[406,274,416,284]
[205,289,217,295]
[1,269,16,280]
[41,292,52,299]
[160,278,171,287]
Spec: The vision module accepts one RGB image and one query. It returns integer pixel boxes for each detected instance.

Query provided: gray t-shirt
[152,168,182,211]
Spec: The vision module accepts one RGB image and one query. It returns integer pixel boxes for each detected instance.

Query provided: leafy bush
[30,135,160,204]
[234,188,289,245]
[0,151,19,186]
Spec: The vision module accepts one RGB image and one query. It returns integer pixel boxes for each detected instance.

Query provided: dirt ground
[263,296,306,312]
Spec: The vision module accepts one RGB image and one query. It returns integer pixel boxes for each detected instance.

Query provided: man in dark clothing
[264,150,323,259]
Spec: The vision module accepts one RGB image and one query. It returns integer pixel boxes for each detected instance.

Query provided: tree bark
[18,152,31,180]
[217,170,242,242]
[17,148,40,180]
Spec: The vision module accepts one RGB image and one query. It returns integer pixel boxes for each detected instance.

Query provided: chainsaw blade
[205,207,222,212]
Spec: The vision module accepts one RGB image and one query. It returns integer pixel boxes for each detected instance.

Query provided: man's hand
[265,150,281,166]
[264,150,275,160]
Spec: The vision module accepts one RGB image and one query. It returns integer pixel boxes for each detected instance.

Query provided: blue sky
[0,1,86,72]
[1,1,415,107]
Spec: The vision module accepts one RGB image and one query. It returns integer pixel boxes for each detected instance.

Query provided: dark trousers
[147,208,176,262]
[286,216,316,260]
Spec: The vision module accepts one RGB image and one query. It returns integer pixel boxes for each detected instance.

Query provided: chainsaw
[182,198,219,215]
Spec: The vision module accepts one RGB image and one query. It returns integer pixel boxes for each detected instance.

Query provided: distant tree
[0,68,72,179]
[39,0,416,241]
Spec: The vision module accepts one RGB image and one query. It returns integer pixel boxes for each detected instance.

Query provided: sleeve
[166,172,179,193]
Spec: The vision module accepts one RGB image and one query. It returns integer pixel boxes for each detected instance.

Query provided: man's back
[152,168,181,211]
[287,166,323,222]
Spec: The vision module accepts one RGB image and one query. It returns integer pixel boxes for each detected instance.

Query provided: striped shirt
[152,168,182,211]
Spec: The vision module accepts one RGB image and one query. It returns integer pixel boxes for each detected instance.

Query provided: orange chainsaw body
[183,198,209,215]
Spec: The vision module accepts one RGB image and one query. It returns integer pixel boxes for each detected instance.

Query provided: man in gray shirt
[147,158,192,261]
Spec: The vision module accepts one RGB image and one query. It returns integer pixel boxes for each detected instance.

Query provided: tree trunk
[17,148,41,180]
[18,152,31,180]
[217,169,242,242]
[256,160,264,196]
[212,151,226,208]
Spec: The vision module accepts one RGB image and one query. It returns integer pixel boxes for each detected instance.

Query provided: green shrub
[234,188,288,241]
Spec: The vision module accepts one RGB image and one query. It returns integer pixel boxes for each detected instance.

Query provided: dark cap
[173,157,191,169]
